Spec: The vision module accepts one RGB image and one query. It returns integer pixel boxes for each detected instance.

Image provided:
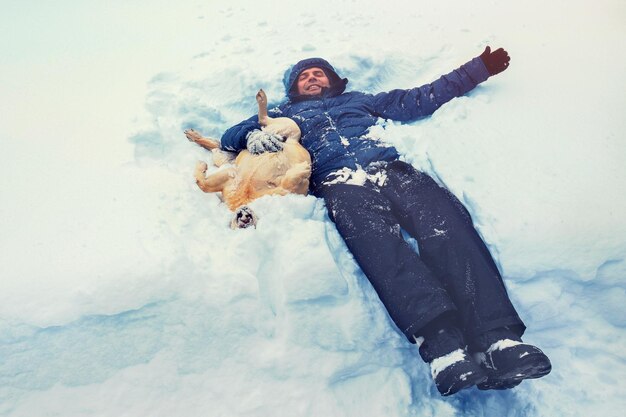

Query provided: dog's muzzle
[233,206,257,229]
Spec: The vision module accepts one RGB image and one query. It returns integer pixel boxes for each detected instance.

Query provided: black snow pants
[318,160,525,347]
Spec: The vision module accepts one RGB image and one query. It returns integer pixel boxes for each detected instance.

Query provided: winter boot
[416,321,486,396]
[429,348,488,396]
[474,339,552,390]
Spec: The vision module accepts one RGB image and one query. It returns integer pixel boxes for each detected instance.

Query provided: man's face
[296,67,331,96]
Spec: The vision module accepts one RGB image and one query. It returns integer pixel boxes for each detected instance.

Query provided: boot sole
[441,371,488,396]
[478,352,552,390]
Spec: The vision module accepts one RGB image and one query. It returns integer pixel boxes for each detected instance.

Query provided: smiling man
[296,67,331,95]
[218,48,551,396]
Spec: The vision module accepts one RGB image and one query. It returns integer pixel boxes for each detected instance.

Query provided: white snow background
[1,0,625,416]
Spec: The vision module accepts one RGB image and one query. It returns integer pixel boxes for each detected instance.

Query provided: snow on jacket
[220,56,491,194]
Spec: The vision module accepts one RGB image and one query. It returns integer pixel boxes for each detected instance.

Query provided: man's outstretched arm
[371,46,510,122]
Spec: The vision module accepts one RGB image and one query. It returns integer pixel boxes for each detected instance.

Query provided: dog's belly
[221,144,311,210]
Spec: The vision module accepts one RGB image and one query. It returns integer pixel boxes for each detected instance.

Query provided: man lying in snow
[220,47,551,396]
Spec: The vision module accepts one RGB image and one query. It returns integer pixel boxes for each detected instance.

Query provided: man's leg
[380,161,550,389]
[319,183,457,341]
[380,161,526,345]
[320,182,489,395]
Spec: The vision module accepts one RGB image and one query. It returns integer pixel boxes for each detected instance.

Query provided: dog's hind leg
[185,129,236,167]
[185,129,221,151]
[256,89,269,126]
[211,149,236,167]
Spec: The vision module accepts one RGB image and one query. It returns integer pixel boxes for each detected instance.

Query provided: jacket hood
[283,57,348,101]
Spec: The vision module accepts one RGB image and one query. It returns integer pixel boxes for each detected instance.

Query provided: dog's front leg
[280,162,311,194]
[194,161,235,193]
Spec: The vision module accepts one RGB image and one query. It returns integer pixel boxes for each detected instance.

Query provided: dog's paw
[256,89,267,106]
[231,206,258,229]
[195,161,208,172]
[289,161,311,177]
[184,128,203,143]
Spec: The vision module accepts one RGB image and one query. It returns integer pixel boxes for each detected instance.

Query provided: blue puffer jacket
[221,56,491,193]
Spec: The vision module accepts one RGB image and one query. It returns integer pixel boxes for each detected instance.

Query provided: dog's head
[230,206,258,229]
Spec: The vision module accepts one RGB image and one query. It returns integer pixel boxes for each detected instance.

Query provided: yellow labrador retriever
[185,89,311,228]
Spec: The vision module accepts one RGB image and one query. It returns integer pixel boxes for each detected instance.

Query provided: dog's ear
[249,215,258,229]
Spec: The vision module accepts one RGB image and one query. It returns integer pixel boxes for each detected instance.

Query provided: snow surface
[1,0,625,416]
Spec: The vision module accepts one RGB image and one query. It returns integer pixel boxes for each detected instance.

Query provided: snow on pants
[318,160,525,345]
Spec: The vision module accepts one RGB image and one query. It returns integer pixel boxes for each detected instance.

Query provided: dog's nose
[237,211,250,223]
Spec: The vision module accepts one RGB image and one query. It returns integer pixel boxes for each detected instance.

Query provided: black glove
[479,46,511,75]
[246,129,285,154]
